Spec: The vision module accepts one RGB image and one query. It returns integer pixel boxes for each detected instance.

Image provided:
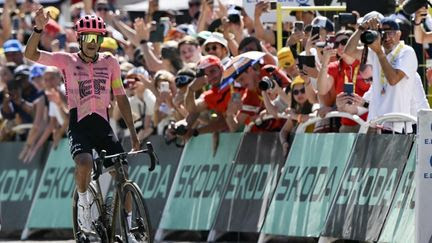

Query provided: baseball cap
[197,55,223,70]
[203,32,228,50]
[126,66,149,79]
[381,17,400,31]
[312,16,334,32]
[101,37,118,50]
[358,11,384,25]
[30,65,46,81]
[277,47,295,68]
[291,75,305,89]
[290,3,315,16]
[45,6,60,20]
[3,39,23,53]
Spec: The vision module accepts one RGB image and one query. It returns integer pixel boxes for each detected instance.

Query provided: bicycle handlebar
[92,141,159,181]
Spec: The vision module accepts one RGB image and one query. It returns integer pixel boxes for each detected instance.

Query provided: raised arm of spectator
[317,48,337,96]
[184,76,208,113]
[110,14,141,47]
[1,2,12,44]
[196,0,213,33]
[301,74,318,104]
[19,97,47,161]
[24,116,56,163]
[254,1,275,45]
[414,7,432,43]
[134,18,164,72]
[222,17,239,56]
[24,8,50,61]
[344,20,376,60]
[83,0,94,15]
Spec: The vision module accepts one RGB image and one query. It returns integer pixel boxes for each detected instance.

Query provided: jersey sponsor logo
[78,79,107,99]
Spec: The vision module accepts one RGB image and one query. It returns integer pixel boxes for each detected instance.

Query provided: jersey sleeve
[109,57,126,96]
[37,51,69,69]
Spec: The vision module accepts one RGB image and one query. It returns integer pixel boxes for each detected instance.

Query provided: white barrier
[359,113,417,134]
[416,109,432,243]
[296,111,366,134]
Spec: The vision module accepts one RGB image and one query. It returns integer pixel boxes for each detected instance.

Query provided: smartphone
[298,55,316,69]
[270,1,277,10]
[311,26,320,40]
[12,16,19,31]
[338,13,357,25]
[294,21,304,33]
[344,83,354,96]
[57,33,67,50]
[160,81,170,92]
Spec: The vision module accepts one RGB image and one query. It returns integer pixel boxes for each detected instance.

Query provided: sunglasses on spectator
[292,87,305,96]
[80,34,104,44]
[381,30,397,38]
[96,6,109,11]
[205,45,219,52]
[363,76,373,82]
[189,2,201,7]
[334,38,348,48]
[123,78,139,88]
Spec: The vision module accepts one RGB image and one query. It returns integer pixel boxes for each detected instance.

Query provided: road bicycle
[72,142,158,243]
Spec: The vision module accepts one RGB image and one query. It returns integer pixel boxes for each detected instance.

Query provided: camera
[196,68,205,77]
[259,76,275,91]
[360,30,380,45]
[168,121,188,136]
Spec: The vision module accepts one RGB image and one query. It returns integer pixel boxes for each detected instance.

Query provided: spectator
[178,36,202,64]
[317,30,371,133]
[3,39,24,65]
[203,32,231,67]
[345,17,418,133]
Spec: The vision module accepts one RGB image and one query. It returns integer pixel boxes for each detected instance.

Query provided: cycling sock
[78,191,89,205]
[127,212,132,229]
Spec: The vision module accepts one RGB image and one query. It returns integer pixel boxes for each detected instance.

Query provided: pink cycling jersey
[37,51,125,122]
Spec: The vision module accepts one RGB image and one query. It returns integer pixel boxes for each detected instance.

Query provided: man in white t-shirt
[345,17,418,133]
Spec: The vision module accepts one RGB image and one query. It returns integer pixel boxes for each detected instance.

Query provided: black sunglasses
[189,2,201,7]
[205,45,219,52]
[96,6,109,11]
[292,87,306,95]
[363,76,373,82]
[334,38,348,48]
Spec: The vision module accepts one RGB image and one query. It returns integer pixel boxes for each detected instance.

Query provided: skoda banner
[379,146,416,243]
[120,136,183,229]
[261,133,356,237]
[211,132,285,235]
[158,133,243,232]
[24,139,76,230]
[416,109,432,243]
[323,134,414,241]
[0,142,48,231]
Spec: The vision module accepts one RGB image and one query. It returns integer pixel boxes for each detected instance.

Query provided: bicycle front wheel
[119,182,152,243]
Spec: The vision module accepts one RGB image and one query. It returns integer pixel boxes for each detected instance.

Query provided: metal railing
[358,113,417,134]
[296,111,366,133]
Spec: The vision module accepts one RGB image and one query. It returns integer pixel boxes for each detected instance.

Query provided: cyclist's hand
[131,135,141,151]
[35,7,50,30]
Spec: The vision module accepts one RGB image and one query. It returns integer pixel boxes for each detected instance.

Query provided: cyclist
[24,8,140,240]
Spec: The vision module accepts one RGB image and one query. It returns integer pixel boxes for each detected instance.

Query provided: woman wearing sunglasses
[279,76,315,156]
[24,9,140,240]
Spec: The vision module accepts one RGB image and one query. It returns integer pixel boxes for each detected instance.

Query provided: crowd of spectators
[0,0,431,159]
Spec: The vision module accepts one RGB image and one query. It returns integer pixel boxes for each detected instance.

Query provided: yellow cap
[291,75,305,89]
[101,37,118,50]
[45,6,60,20]
[277,47,295,68]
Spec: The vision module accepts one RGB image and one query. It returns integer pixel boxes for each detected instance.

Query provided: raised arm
[254,2,275,45]
[24,8,50,61]
[414,7,432,44]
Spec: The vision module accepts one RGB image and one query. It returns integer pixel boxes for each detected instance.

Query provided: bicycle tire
[118,182,153,243]
[72,183,105,242]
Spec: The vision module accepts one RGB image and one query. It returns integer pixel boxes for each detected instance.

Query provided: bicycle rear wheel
[72,183,106,242]
[119,182,152,243]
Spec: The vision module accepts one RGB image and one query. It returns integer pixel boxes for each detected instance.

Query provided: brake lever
[145,142,159,172]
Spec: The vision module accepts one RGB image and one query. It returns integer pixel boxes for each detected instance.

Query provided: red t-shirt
[203,86,232,114]
[327,59,371,126]
[240,89,264,125]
